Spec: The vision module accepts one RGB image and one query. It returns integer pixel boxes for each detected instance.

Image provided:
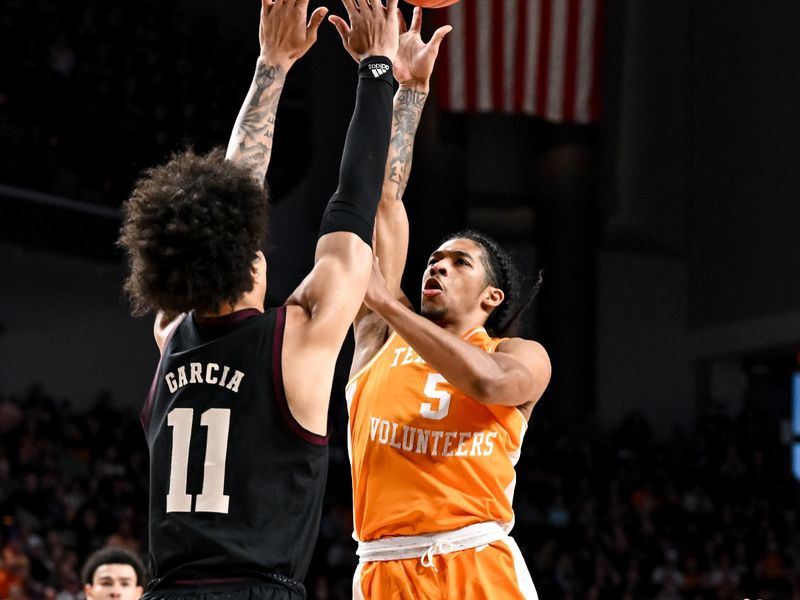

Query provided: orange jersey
[346,327,528,542]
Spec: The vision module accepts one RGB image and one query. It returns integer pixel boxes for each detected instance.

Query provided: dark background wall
[597,0,800,430]
[691,1,800,331]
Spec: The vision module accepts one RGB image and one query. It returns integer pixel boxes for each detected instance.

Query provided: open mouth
[423,278,443,296]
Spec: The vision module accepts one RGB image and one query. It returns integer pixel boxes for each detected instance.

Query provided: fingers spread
[429,24,452,50]
[328,13,352,42]
[398,8,408,34]
[307,6,329,41]
[410,5,421,32]
[341,0,359,18]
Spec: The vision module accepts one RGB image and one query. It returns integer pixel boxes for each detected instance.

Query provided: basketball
[403,0,461,8]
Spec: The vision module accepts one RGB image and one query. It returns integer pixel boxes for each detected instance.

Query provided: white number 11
[166,408,231,514]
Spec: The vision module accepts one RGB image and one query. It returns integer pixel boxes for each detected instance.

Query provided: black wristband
[358,56,394,86]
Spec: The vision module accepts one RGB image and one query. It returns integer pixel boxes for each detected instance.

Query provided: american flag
[435,0,605,124]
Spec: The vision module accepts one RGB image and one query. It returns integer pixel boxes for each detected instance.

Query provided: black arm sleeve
[318,56,395,247]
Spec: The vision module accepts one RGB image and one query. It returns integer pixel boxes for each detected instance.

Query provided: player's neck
[197,290,266,317]
[435,313,487,339]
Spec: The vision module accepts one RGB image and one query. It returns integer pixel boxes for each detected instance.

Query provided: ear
[251,250,267,280]
[84,584,94,600]
[481,286,504,310]
[135,586,144,597]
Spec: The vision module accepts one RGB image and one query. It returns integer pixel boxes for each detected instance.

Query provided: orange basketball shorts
[352,538,538,600]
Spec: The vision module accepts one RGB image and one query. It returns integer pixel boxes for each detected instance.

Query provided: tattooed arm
[372,8,451,298]
[372,86,426,299]
[226,60,285,177]
[226,0,328,181]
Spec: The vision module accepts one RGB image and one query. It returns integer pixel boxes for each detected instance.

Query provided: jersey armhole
[348,330,398,386]
[271,306,329,447]
[141,314,186,431]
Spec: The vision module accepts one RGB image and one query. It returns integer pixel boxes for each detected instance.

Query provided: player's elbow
[525,360,552,406]
[470,371,518,405]
[473,368,547,407]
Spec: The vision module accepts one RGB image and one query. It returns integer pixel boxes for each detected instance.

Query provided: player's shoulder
[497,337,551,413]
[282,304,343,360]
[154,311,186,354]
[495,336,550,366]
[283,304,312,337]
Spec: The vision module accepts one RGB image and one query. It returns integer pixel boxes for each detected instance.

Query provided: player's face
[84,564,142,600]
[420,238,495,322]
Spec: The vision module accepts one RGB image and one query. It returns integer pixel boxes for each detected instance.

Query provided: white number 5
[420,373,451,420]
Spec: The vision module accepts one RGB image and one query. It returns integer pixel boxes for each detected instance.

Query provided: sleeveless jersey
[141,307,328,582]
[346,327,527,542]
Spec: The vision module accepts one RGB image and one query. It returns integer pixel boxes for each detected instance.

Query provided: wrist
[397,81,430,93]
[358,56,394,84]
[358,54,394,67]
[257,52,294,72]
[368,288,399,318]
[378,292,407,321]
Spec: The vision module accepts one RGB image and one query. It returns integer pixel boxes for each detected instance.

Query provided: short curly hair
[442,229,542,337]
[118,148,268,316]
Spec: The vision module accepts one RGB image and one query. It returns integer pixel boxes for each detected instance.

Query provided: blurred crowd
[1,384,798,600]
[0,0,249,207]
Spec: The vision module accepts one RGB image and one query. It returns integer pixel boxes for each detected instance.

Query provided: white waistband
[356,521,509,563]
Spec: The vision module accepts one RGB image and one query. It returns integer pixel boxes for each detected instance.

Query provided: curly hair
[442,229,542,338]
[118,148,268,316]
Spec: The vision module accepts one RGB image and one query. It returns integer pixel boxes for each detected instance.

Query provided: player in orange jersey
[335,7,552,599]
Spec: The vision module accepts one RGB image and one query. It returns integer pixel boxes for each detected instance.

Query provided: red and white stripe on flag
[435,0,605,124]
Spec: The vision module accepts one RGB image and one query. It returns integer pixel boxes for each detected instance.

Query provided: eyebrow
[429,250,474,261]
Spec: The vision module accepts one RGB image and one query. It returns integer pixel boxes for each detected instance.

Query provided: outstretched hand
[328,0,400,63]
[393,7,451,87]
[259,0,329,66]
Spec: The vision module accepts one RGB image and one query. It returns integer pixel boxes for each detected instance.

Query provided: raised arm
[225,0,328,180]
[333,7,451,299]
[374,8,451,297]
[153,1,326,348]
[280,0,399,434]
[340,8,450,371]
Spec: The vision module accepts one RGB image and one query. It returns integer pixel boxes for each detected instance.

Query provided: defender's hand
[328,0,400,63]
[260,0,329,66]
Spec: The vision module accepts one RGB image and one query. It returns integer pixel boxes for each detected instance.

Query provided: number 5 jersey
[346,327,528,543]
[141,307,327,583]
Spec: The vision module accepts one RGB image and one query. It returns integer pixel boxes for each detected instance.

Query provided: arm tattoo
[226,62,286,181]
[387,88,428,200]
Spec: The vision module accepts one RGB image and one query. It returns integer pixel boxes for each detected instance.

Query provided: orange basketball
[403,0,461,8]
